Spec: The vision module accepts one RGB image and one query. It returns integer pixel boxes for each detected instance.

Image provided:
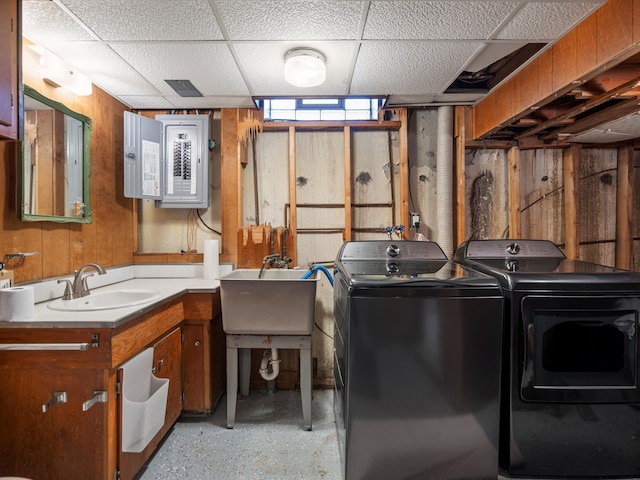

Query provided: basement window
[258,97,385,122]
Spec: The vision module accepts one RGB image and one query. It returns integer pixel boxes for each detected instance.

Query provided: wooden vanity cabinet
[0,0,20,140]
[0,328,115,480]
[181,291,225,413]
[0,298,184,480]
[0,291,224,480]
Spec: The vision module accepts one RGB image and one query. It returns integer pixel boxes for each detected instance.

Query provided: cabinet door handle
[42,391,68,413]
[194,340,200,347]
[152,358,165,373]
[0,334,99,351]
[82,391,107,411]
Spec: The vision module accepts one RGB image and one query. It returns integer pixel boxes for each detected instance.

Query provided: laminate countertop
[1,277,221,329]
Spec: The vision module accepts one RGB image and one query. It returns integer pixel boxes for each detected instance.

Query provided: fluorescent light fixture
[284,48,326,88]
[23,44,92,96]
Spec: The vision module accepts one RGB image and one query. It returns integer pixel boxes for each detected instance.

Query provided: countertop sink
[47,289,163,312]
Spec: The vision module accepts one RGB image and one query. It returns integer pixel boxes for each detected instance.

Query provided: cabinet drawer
[112,299,183,367]
[183,292,214,320]
[0,328,112,368]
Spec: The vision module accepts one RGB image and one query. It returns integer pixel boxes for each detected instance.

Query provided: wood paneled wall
[0,78,134,284]
[461,142,640,271]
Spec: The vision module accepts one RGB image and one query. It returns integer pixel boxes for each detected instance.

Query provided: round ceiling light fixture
[284,48,326,88]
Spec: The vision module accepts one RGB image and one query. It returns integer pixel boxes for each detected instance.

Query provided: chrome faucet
[58,263,107,300]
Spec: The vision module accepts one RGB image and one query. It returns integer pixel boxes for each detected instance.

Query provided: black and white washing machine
[454,239,640,478]
[333,240,503,480]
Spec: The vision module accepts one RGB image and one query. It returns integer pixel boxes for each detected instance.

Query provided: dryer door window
[520,295,640,403]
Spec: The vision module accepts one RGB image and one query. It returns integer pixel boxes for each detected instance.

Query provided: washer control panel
[463,240,565,259]
[338,240,447,262]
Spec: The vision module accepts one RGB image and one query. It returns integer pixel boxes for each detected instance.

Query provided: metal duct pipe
[436,106,454,258]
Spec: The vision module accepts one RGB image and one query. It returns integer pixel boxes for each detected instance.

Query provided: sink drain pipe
[259,348,281,381]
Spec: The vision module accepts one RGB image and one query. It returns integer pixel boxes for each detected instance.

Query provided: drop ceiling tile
[164,95,256,109]
[38,42,161,96]
[363,1,518,40]
[233,42,356,96]
[569,114,640,143]
[465,42,528,72]
[386,94,437,106]
[22,1,94,43]
[110,42,250,96]
[116,96,175,109]
[432,92,486,103]
[351,42,483,95]
[216,0,364,40]
[59,0,224,41]
[496,2,603,40]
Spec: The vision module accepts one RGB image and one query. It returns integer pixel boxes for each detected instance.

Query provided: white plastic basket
[120,348,170,453]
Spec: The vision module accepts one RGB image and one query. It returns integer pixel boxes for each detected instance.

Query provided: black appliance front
[454,239,640,478]
[334,241,504,480]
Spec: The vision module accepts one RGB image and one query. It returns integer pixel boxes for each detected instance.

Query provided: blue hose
[301,264,334,286]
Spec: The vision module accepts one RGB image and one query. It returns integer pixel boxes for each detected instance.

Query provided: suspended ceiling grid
[21,0,604,110]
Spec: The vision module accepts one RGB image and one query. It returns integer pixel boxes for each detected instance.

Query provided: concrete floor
[136,389,342,480]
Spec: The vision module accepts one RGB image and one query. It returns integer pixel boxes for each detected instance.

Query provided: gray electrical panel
[124,112,209,208]
[124,111,163,200]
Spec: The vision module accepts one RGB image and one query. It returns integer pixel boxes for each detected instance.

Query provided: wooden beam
[563,145,581,259]
[220,109,242,263]
[454,106,467,245]
[473,0,640,140]
[507,146,521,239]
[398,108,409,239]
[343,126,352,241]
[288,126,298,265]
[616,144,634,269]
[262,120,401,132]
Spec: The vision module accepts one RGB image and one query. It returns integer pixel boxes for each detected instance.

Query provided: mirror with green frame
[20,85,92,223]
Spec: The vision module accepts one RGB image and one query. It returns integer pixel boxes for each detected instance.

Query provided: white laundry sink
[47,289,162,311]
[219,269,318,335]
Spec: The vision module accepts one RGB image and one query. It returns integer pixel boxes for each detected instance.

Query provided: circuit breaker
[124,112,209,208]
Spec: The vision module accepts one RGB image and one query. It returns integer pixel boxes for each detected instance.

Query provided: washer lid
[457,239,565,260]
[337,240,447,262]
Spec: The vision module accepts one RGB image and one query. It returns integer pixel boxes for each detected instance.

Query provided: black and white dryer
[454,239,640,478]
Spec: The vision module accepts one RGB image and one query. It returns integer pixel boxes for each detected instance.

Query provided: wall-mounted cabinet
[124,112,210,208]
[0,0,20,140]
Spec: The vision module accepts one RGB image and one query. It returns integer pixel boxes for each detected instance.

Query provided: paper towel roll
[0,286,35,322]
[203,239,220,280]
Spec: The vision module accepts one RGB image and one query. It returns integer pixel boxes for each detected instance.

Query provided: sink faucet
[58,263,107,300]
[258,254,291,278]
[259,254,281,279]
